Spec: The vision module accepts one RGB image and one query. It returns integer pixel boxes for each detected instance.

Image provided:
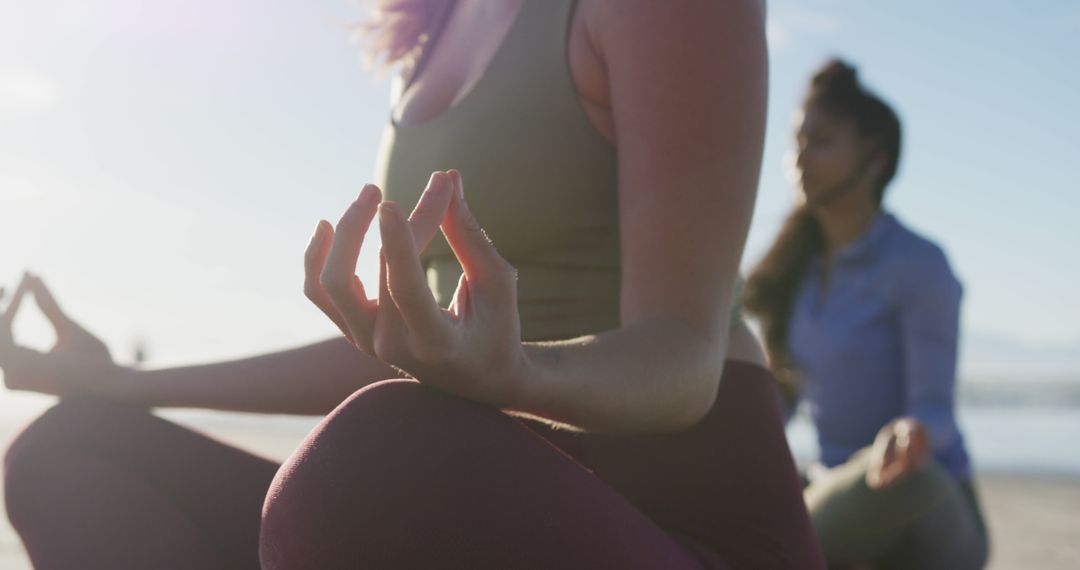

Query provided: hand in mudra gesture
[304,170,527,408]
[0,273,117,396]
[865,417,931,490]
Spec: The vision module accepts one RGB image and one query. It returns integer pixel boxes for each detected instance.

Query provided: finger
[322,185,381,348]
[440,170,516,297]
[408,171,455,252]
[865,465,883,490]
[379,201,453,354]
[877,468,899,489]
[447,271,470,319]
[894,447,917,478]
[373,254,409,363]
[882,439,898,463]
[28,275,68,324]
[324,184,381,288]
[28,276,111,356]
[1,273,31,334]
[304,220,354,342]
[868,460,896,490]
[909,433,931,470]
[881,452,910,488]
[26,275,78,344]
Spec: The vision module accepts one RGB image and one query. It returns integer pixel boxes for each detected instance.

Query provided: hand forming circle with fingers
[303,170,527,407]
[0,273,117,396]
[865,418,931,490]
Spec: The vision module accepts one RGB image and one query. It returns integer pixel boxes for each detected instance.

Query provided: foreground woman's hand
[865,417,931,490]
[0,273,120,396]
[305,171,527,407]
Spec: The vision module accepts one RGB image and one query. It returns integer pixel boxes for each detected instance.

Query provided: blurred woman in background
[1,1,824,568]
[745,59,988,569]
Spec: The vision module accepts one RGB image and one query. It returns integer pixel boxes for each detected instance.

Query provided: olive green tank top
[376,0,740,342]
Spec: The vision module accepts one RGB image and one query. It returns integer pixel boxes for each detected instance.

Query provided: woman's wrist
[90,364,145,404]
[506,343,557,419]
[513,322,726,434]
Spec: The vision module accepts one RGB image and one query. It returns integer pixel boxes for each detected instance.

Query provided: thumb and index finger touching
[2,273,76,347]
[1,275,29,336]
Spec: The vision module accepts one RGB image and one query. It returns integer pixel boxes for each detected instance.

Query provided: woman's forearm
[105,337,399,415]
[517,316,727,435]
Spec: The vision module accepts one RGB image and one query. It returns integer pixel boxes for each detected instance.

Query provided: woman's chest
[378,1,620,261]
[789,265,901,364]
[393,0,614,141]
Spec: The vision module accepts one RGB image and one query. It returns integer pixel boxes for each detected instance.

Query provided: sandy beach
[0,397,1077,569]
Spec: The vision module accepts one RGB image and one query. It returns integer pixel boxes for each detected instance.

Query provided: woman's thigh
[540,361,823,569]
[5,396,280,569]
[260,379,711,570]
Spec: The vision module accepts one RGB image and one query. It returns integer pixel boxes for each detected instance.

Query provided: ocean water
[1,390,1078,476]
[785,405,1080,476]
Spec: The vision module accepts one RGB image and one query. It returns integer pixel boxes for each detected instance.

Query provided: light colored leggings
[804,448,989,570]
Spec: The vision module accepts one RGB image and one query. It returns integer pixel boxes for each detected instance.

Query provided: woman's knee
[259,379,511,568]
[6,397,103,478]
[6,399,85,527]
[262,378,494,505]
[4,397,152,523]
[285,378,498,456]
[808,455,963,566]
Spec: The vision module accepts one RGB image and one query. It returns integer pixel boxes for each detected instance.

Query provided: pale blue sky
[2,0,1078,377]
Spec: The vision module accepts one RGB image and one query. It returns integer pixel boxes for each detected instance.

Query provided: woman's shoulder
[581,0,765,45]
[879,213,961,299]
[881,214,953,270]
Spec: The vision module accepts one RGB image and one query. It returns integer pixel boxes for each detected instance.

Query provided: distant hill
[958,331,1080,407]
[959,378,1080,408]
[961,331,1080,383]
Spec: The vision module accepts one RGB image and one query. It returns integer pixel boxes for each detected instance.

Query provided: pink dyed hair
[358,0,451,69]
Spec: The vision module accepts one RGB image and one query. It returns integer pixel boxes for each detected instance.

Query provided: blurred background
[2,0,1078,568]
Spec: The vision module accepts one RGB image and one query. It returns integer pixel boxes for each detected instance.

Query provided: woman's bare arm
[293,0,767,433]
[1,274,397,416]
[111,337,398,415]
[511,0,768,433]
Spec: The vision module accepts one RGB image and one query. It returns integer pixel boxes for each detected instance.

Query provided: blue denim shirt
[789,212,972,479]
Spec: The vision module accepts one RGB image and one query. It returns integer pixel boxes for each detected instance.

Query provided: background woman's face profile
[790,105,863,207]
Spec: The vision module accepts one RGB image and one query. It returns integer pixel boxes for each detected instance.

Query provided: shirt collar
[833,210,896,265]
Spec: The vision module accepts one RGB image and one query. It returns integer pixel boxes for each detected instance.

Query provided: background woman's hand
[865,417,931,490]
[0,273,120,397]
[305,171,527,407]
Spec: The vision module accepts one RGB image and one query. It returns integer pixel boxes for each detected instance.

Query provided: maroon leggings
[5,362,822,569]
